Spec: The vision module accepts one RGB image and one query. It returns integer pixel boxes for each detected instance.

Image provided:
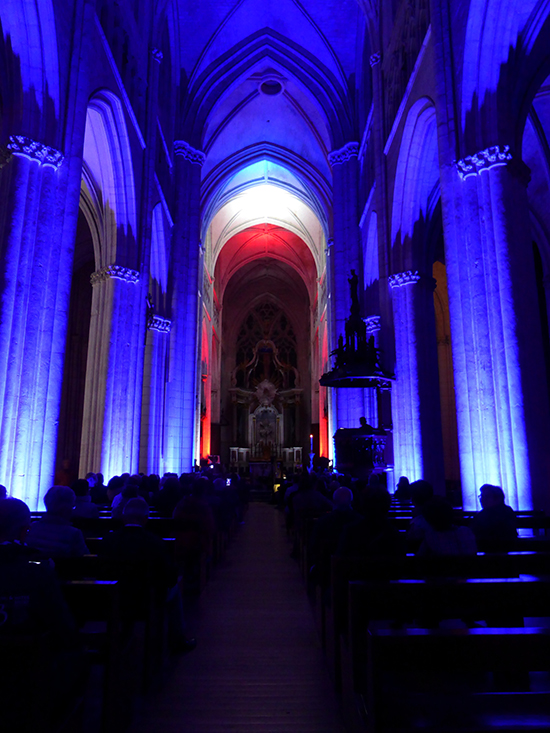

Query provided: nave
[132,502,346,732]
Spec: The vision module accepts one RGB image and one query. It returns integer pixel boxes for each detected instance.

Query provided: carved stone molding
[369,53,381,67]
[364,315,382,334]
[149,315,171,333]
[150,48,163,63]
[456,145,513,180]
[328,142,359,167]
[174,140,206,166]
[7,135,64,169]
[90,265,140,285]
[0,145,12,169]
[388,270,421,288]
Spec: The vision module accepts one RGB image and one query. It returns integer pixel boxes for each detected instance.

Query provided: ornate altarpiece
[229,303,303,466]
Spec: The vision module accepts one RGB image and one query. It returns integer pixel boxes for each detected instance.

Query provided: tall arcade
[1,0,550,512]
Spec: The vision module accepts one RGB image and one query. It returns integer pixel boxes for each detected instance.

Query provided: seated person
[338,486,406,557]
[0,499,83,727]
[394,475,411,502]
[27,486,89,557]
[308,487,361,586]
[292,475,333,532]
[71,478,99,519]
[0,498,76,640]
[406,480,434,550]
[470,484,517,551]
[100,498,195,651]
[417,496,477,556]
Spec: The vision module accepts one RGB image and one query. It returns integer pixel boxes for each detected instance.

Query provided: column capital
[363,315,381,334]
[328,142,359,167]
[456,144,512,180]
[388,270,421,288]
[7,135,64,169]
[149,315,172,333]
[90,265,140,285]
[174,140,206,166]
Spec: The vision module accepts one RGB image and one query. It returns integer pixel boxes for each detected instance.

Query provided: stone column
[389,270,445,492]
[441,147,550,510]
[79,266,144,479]
[164,141,204,473]
[328,142,363,430]
[139,316,171,475]
[363,315,382,427]
[0,138,74,507]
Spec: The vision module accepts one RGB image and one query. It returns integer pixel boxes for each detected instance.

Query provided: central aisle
[133,502,346,732]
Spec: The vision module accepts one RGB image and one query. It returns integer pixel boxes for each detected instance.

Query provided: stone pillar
[0,138,74,507]
[363,316,382,426]
[140,316,171,475]
[441,147,550,510]
[389,270,445,492]
[164,141,204,473]
[79,266,144,479]
[328,142,363,431]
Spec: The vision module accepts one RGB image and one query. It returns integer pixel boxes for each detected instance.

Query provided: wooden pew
[58,558,167,694]
[326,552,550,691]
[344,576,550,732]
[62,579,133,733]
[0,631,86,733]
[367,626,550,732]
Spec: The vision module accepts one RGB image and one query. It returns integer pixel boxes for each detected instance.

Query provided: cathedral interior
[1,0,550,513]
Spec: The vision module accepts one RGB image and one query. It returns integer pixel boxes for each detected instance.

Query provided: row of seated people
[285,474,522,580]
[0,471,248,732]
[284,473,550,732]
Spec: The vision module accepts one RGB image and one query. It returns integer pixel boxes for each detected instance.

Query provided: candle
[310,434,313,452]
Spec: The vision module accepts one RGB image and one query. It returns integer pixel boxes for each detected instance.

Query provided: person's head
[409,480,434,508]
[367,472,382,488]
[43,486,76,519]
[122,497,150,526]
[85,472,97,488]
[0,498,31,542]
[121,484,140,500]
[333,487,353,509]
[0,484,7,500]
[397,476,409,489]
[423,496,455,532]
[106,475,125,502]
[298,474,312,492]
[71,479,90,498]
[479,484,505,509]
[328,479,340,494]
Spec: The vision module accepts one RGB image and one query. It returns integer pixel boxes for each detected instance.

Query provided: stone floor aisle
[132,502,346,732]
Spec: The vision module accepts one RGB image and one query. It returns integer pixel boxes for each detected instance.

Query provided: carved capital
[149,315,171,333]
[363,315,381,334]
[150,48,163,63]
[456,144,512,180]
[328,142,359,167]
[174,140,206,166]
[369,53,381,67]
[7,135,64,169]
[388,270,421,288]
[90,265,140,285]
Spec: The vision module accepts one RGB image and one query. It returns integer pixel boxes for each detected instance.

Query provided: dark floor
[132,502,346,732]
